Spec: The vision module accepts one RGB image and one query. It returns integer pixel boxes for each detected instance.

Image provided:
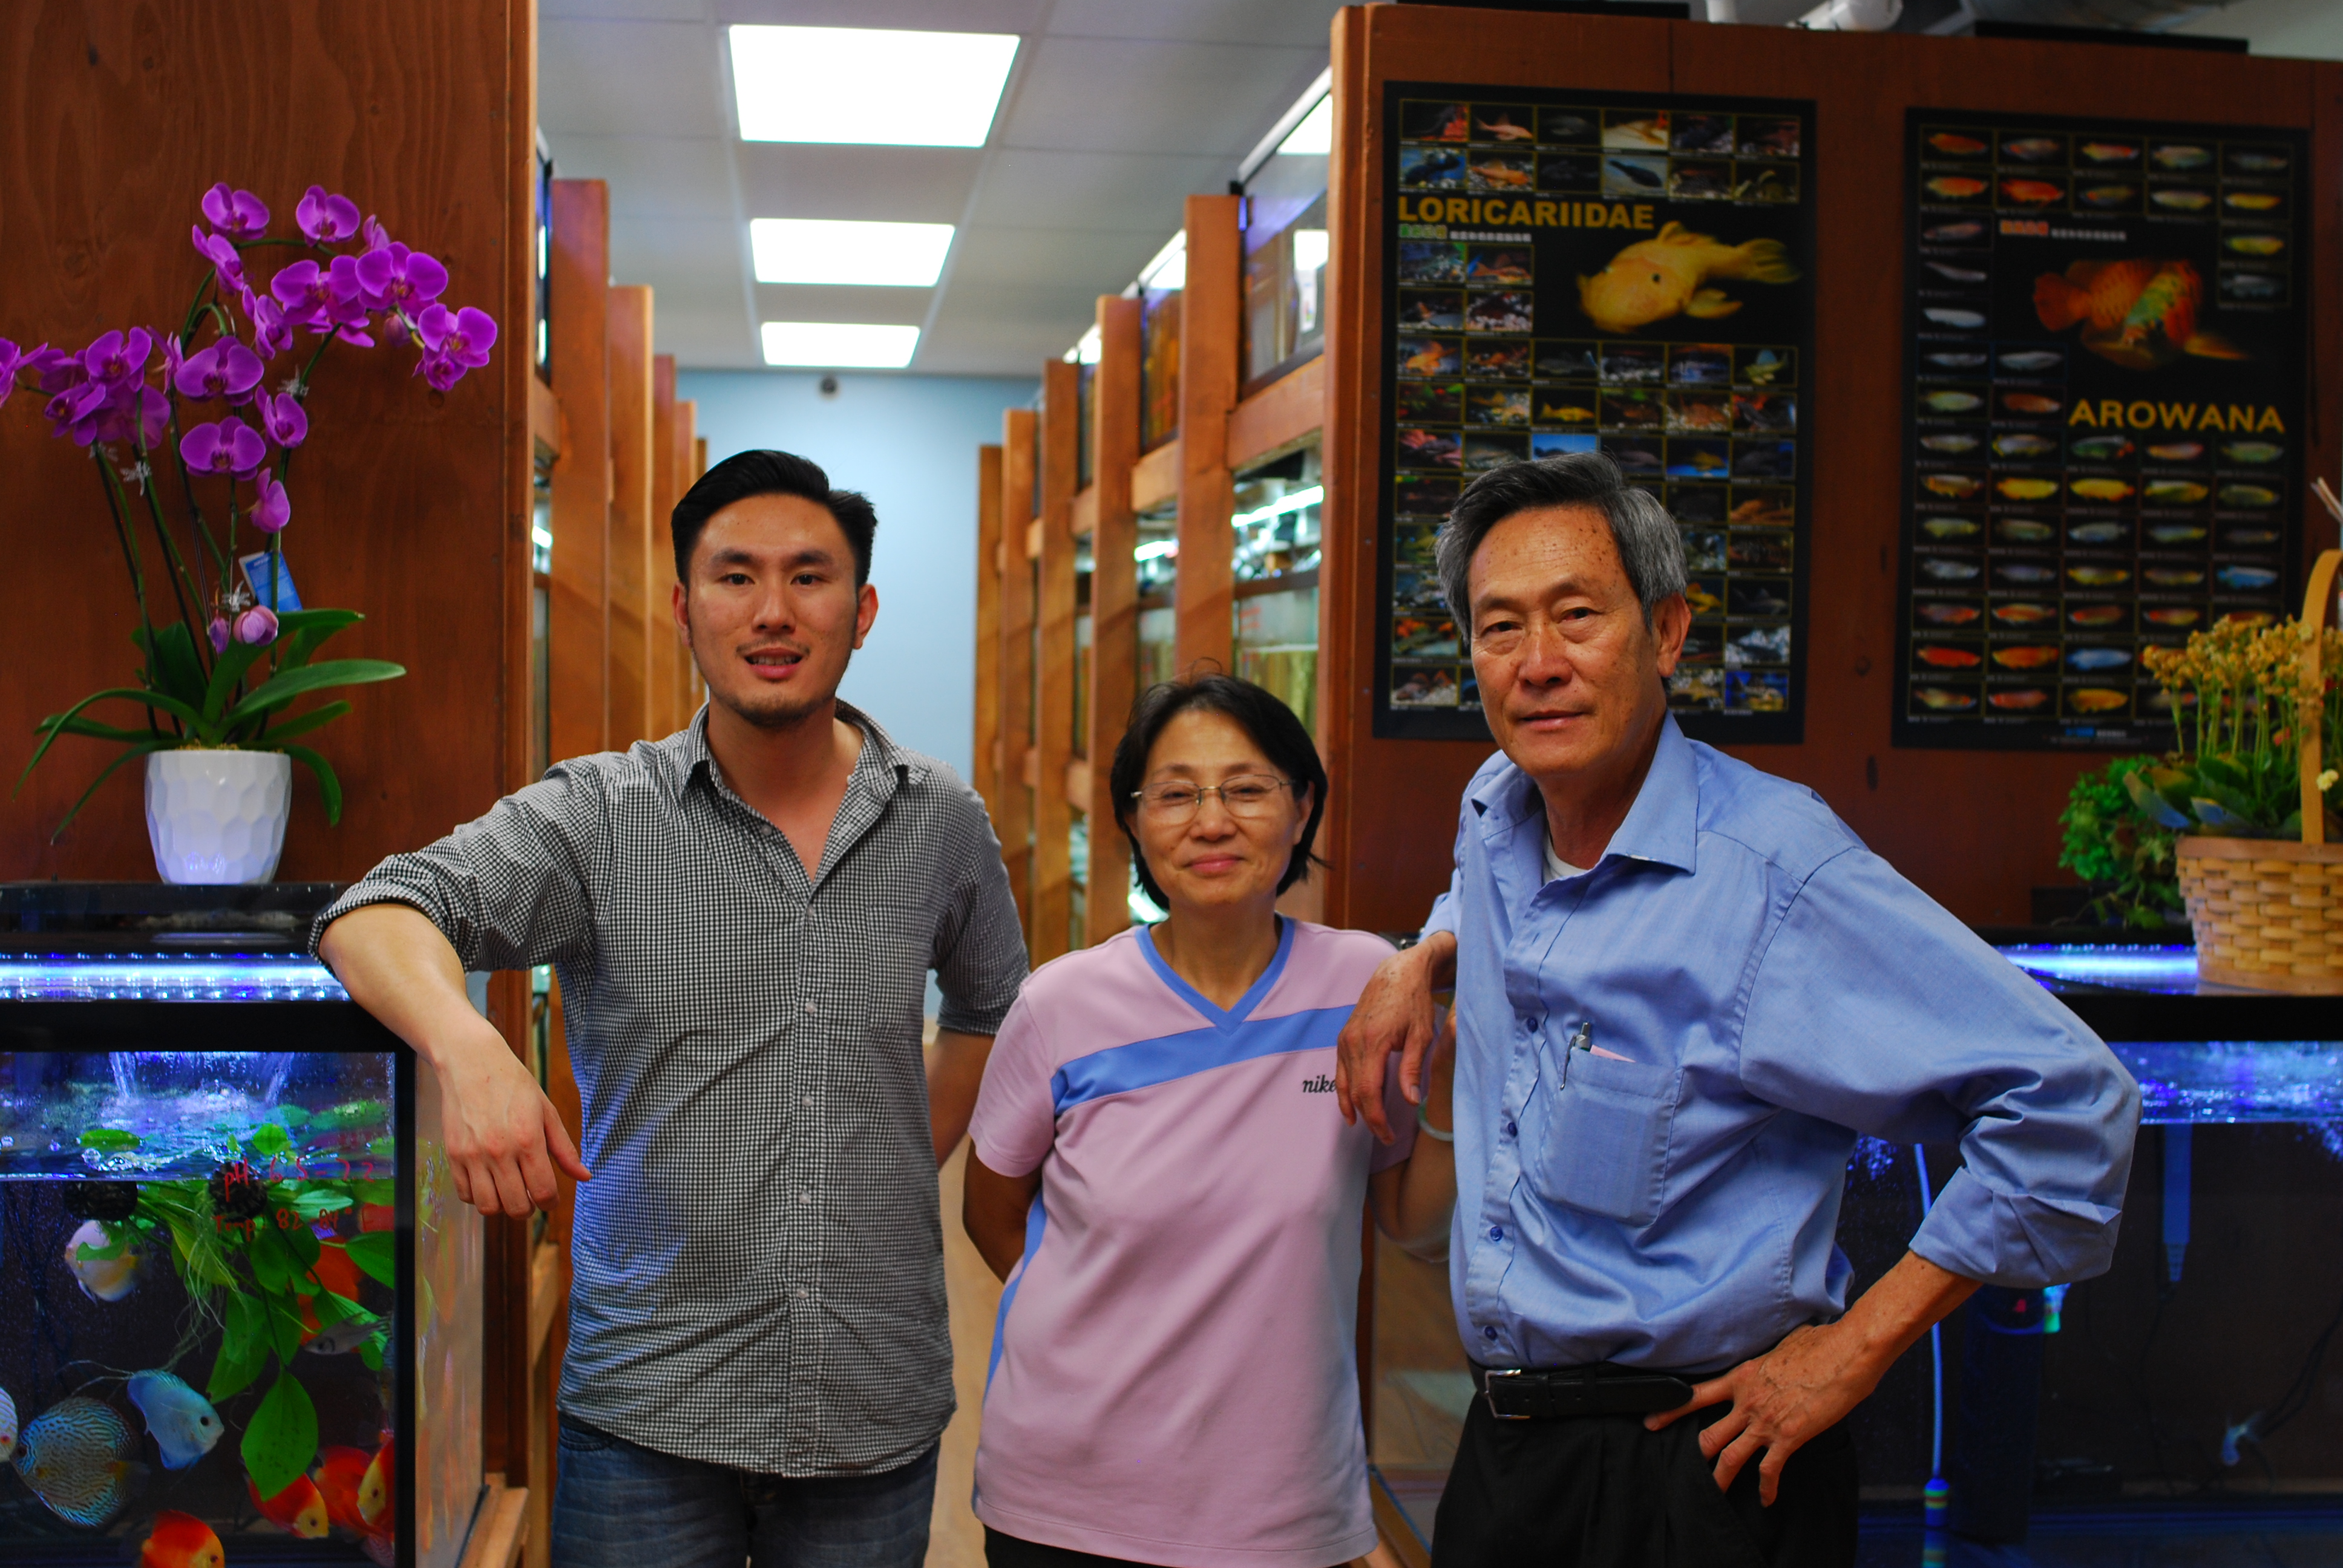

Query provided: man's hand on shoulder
[1334,930,1456,1143]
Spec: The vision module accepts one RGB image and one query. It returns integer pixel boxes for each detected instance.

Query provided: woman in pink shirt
[965,674,1457,1568]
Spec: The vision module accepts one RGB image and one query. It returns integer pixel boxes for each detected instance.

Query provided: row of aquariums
[1,887,480,1568]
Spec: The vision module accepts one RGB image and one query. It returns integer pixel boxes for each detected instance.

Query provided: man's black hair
[1109,672,1329,910]
[670,449,878,586]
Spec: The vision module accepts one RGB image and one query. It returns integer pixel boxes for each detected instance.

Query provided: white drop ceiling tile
[751,283,934,326]
[977,149,1226,231]
[733,144,980,224]
[544,135,735,218]
[1001,37,1320,155]
[945,225,1165,289]
[542,0,709,20]
[610,217,746,296]
[539,21,729,137]
[1046,0,1342,48]
[652,309,764,369]
[715,0,1054,32]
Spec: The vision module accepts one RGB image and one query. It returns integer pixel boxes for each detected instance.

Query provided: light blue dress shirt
[1423,717,2140,1373]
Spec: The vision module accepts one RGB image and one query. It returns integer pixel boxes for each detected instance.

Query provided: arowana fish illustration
[2034,257,2243,370]
[140,1509,224,1568]
[1575,222,1800,335]
[2070,689,2128,713]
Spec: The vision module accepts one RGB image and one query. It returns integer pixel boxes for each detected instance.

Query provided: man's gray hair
[1433,453,1688,642]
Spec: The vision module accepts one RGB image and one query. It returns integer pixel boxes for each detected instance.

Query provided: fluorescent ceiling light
[1134,539,1179,561]
[761,322,920,368]
[730,25,1018,146]
[1292,229,1330,276]
[1277,96,1334,158]
[1137,232,1185,294]
[750,218,954,287]
[1234,486,1323,529]
[1066,324,1101,365]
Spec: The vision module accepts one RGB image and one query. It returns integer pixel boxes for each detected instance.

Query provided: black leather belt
[1475,1362,1699,1421]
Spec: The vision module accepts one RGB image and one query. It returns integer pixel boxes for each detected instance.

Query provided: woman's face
[1131,708,1312,920]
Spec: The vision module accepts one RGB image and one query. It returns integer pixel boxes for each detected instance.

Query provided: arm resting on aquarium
[1647,1250,1979,1506]
[963,1150,1043,1282]
[926,1027,995,1167]
[320,901,591,1217]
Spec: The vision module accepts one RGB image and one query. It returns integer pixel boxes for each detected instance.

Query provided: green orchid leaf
[280,743,343,825]
[139,621,211,707]
[222,659,405,727]
[45,737,179,842]
[342,1230,397,1287]
[200,636,274,725]
[242,1373,320,1503]
[276,609,364,671]
[2125,769,2192,830]
[254,701,352,746]
[208,1292,269,1402]
[40,714,155,744]
[16,687,202,797]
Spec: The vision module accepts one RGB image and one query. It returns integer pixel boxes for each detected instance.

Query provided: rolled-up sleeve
[309,759,608,972]
[1736,846,2141,1289]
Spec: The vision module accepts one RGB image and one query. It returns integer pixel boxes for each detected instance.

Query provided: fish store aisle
[931,1138,1004,1568]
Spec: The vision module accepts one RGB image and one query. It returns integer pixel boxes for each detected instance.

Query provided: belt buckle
[1482,1367,1532,1421]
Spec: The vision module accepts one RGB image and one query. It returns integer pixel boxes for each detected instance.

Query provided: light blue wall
[678,370,1038,782]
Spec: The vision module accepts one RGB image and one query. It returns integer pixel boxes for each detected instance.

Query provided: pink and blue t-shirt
[968,918,1415,1568]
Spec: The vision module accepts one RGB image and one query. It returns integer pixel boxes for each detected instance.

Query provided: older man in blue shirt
[1335,452,2138,1567]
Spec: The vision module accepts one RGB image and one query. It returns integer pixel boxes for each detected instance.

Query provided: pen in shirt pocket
[1561,1021,1636,1083]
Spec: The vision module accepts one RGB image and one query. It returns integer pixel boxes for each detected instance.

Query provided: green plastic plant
[2057,757,2184,929]
[2128,617,2343,840]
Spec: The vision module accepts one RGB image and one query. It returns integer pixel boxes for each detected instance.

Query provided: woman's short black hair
[1109,673,1329,909]
[670,449,878,586]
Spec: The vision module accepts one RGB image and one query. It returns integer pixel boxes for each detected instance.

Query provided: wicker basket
[2174,546,2343,993]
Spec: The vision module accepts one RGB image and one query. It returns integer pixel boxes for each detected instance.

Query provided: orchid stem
[117,442,210,682]
[93,454,166,736]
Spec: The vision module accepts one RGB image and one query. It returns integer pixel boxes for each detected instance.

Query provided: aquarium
[1367,936,2343,1565]
[1231,443,1325,738]
[0,885,481,1568]
[1240,87,1329,388]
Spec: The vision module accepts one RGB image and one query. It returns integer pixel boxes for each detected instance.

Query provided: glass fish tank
[1366,935,2343,1568]
[0,884,482,1568]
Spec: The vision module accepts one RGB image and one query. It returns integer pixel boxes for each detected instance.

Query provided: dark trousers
[1432,1393,1858,1568]
[985,1527,1151,1568]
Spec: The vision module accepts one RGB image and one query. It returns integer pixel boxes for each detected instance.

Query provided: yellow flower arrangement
[2129,616,2343,837]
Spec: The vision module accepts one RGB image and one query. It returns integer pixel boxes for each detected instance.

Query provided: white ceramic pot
[145,749,293,884]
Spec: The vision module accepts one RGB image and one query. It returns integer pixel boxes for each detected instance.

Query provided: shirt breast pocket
[1527,1050,1678,1227]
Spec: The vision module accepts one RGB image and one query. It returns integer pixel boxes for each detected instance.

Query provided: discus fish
[2218,484,2279,507]
[1997,520,2054,542]
[2072,436,2133,462]
[1924,474,1981,498]
[1921,558,1981,581]
[2068,647,2132,670]
[2000,178,2063,205]
[1995,434,2056,458]
[1925,309,1986,329]
[317,1445,378,1534]
[0,1388,13,1463]
[1993,603,2055,624]
[1918,646,1980,668]
[1916,602,1981,624]
[2004,393,2063,415]
[2079,142,2138,163]
[1999,563,2056,583]
[1924,221,1984,243]
[65,1220,136,1303]
[1925,390,1983,413]
[2070,688,2129,713]
[2068,521,2126,544]
[1927,351,1987,368]
[1927,132,1987,156]
[2149,188,2211,212]
[2146,607,2202,627]
[2033,257,2240,370]
[1999,350,2062,372]
[2152,145,2211,169]
[1927,261,1987,283]
[1990,690,2050,710]
[1922,517,1980,540]
[1921,434,1981,453]
[1926,176,1987,200]
[2068,567,2130,587]
[2002,138,2062,163]
[140,1509,224,1568]
[1997,477,2059,501]
[2069,604,2128,626]
[1994,646,2060,669]
[2146,481,2209,505]
[1914,688,1976,711]
[126,1371,222,1471]
[359,1442,394,1529]
[250,1472,330,1538]
[2218,566,2279,590]
[1575,223,1800,335]
[2221,441,2282,464]
[2148,526,2206,545]
[2145,568,2204,586]
[2226,191,2282,212]
[2226,234,2286,256]
[2070,478,2135,503]
[2145,441,2203,462]
[2079,185,2139,207]
[14,1397,141,1527]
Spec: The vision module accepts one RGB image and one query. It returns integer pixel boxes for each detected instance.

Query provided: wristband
[1416,1100,1455,1143]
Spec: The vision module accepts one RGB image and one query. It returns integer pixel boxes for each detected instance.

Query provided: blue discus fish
[13,1396,143,1526]
[127,1370,223,1470]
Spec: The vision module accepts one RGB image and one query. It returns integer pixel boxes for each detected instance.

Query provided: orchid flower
[295,185,361,244]
[416,304,497,391]
[323,255,378,344]
[0,338,33,409]
[192,226,248,293]
[233,605,280,646]
[356,244,448,315]
[181,416,266,479]
[79,383,169,451]
[81,329,152,388]
[270,260,336,333]
[251,471,291,533]
[258,390,307,449]
[174,339,267,402]
[208,616,232,655]
[200,184,270,241]
[249,295,293,358]
[361,214,391,252]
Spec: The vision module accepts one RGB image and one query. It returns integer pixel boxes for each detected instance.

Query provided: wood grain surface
[547,179,612,766]
[1084,296,1145,944]
[1176,194,1244,676]
[998,407,1039,938]
[605,284,654,750]
[1034,359,1080,961]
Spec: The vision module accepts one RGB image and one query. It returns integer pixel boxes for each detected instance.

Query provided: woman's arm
[963,1150,1045,1282]
[1369,1011,1457,1260]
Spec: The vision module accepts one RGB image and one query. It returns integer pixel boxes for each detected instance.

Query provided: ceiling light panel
[750,218,956,287]
[761,321,922,369]
[730,26,1020,148]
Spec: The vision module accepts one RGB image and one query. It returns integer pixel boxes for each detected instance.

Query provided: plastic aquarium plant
[1,181,499,837]
[2126,616,2343,838]
[2057,757,2185,929]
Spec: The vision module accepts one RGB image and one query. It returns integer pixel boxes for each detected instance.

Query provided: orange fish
[1926,176,1986,199]
[140,1509,223,1568]
[2069,606,2126,627]
[317,1445,377,1534]
[2145,607,2201,627]
[2033,257,2241,371]
[359,1442,395,1530]
[1916,604,1981,626]
[1992,647,2060,669]
[1575,221,1800,335]
[1993,604,2054,624]
[1927,133,1987,156]
[251,1472,330,1538]
[1915,688,1976,711]
[2000,178,2063,204]
[2002,393,2062,416]
[2069,478,2134,503]
[1918,647,1980,668]
[1990,690,2048,711]
[2069,689,2128,714]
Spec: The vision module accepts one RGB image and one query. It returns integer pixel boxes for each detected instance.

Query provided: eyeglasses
[1130,775,1297,820]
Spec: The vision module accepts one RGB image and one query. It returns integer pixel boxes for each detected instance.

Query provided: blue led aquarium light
[0,955,348,1002]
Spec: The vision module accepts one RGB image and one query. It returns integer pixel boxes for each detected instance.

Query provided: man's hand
[1334,930,1456,1142]
[1647,1250,1979,1504]
[320,902,589,1218]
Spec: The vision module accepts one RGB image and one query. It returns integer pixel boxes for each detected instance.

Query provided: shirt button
[1504,1122,1518,1137]
[803,1000,818,1014]
[794,1286,809,1299]
[799,1192,813,1204]
[1483,1325,1499,1341]
[1489,1226,1505,1241]
[802,1095,814,1108]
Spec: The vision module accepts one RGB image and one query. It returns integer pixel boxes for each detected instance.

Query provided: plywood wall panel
[606,284,653,750]
[998,408,1039,940]
[1084,297,1145,946]
[1175,195,1244,676]
[547,178,611,766]
[1034,361,1081,961]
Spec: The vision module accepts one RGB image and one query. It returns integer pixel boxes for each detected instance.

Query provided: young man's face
[673,492,878,731]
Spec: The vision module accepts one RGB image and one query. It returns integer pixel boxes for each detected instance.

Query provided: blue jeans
[550,1416,936,1568]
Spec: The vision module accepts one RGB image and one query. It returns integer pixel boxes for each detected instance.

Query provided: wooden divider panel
[1086,297,1145,944]
[1035,361,1083,961]
[975,445,1006,823]
[548,180,612,766]
[1175,194,1244,676]
[649,354,680,741]
[606,286,655,750]
[674,399,703,722]
[999,408,1040,941]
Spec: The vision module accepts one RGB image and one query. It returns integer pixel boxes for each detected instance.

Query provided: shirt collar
[679,700,922,808]
[1470,714,1698,875]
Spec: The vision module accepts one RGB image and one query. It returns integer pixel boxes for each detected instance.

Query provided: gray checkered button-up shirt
[314,704,1027,1475]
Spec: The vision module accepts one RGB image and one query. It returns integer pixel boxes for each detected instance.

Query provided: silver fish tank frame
[0,884,484,1567]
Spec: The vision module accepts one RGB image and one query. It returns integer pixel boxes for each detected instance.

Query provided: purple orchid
[208,615,232,655]
[181,416,267,478]
[251,471,291,533]
[200,184,270,241]
[249,295,293,358]
[0,338,36,409]
[72,382,169,451]
[295,185,361,244]
[258,390,307,449]
[416,304,497,391]
[174,339,267,402]
[233,605,279,646]
[323,255,378,344]
[81,328,152,388]
[269,260,336,332]
[191,226,249,293]
[361,214,391,252]
[356,244,447,315]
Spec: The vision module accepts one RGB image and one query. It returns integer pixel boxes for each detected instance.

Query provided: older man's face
[1466,504,1689,788]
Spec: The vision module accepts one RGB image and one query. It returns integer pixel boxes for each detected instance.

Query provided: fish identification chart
[1378,85,1817,743]
[1898,111,2307,750]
